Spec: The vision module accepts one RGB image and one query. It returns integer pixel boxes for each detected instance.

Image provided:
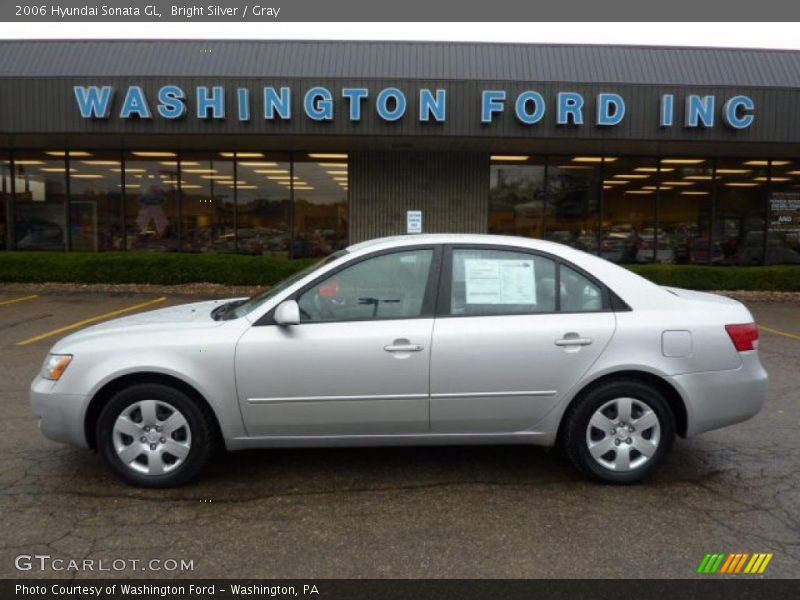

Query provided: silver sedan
[30,234,768,486]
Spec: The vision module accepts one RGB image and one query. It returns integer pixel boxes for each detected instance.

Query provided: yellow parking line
[759,325,800,342]
[0,294,39,307]
[16,297,167,346]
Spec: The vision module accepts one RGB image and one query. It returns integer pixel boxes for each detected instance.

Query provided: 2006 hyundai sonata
[30,234,767,486]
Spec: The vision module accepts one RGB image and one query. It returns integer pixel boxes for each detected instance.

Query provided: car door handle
[555,337,593,347]
[384,343,424,352]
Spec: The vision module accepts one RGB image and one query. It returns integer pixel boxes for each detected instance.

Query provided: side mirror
[273,300,300,326]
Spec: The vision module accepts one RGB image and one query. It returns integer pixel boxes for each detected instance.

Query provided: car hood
[51,298,245,351]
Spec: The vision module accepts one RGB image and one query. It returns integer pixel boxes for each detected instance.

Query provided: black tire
[96,383,218,487]
[561,378,675,484]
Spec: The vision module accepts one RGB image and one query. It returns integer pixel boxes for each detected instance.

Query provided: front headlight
[41,354,73,381]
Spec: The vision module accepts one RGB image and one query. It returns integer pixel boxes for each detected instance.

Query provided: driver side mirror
[273,300,300,326]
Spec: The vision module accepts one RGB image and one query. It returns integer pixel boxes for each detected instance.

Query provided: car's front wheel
[562,379,675,484]
[96,383,217,487]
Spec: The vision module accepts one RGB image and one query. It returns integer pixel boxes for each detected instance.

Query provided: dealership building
[1,39,800,264]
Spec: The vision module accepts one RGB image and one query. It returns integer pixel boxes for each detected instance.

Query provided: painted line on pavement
[760,324,800,342]
[0,294,39,307]
[16,296,167,346]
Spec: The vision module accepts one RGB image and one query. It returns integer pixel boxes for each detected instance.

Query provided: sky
[3,22,800,50]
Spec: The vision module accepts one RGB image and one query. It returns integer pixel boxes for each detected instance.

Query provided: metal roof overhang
[2,133,798,160]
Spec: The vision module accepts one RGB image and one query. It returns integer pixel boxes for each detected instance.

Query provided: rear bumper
[668,352,768,437]
[30,376,89,448]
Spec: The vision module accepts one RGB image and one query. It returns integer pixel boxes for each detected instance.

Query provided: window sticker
[464,259,536,304]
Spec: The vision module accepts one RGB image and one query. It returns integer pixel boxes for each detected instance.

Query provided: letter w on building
[74,86,114,118]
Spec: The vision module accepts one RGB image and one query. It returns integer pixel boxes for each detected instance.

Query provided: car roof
[347,233,570,254]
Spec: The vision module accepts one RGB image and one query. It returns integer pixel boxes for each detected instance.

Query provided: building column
[349,151,489,243]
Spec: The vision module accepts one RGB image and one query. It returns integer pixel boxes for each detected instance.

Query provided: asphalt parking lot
[0,292,798,579]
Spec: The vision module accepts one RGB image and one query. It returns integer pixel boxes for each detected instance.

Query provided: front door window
[297,249,434,322]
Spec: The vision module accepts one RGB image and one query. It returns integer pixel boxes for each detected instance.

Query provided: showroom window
[297,249,433,322]
[68,151,125,251]
[0,154,10,250]
[2,149,349,256]
[124,151,180,251]
[292,154,349,258]
[765,160,800,265]
[656,158,714,265]
[601,156,658,264]
[13,151,68,251]
[234,152,292,257]
[180,152,235,253]
[713,159,769,265]
[488,156,546,239]
[546,157,602,251]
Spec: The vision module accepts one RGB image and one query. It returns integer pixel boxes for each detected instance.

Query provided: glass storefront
[68,151,125,251]
[488,156,546,239]
[1,150,798,264]
[713,160,768,265]
[234,153,292,257]
[656,159,714,265]
[13,151,68,251]
[1,154,10,250]
[1,150,349,256]
[487,155,795,265]
[124,151,180,252]
[546,157,601,253]
[179,152,235,253]
[765,162,800,265]
[602,156,657,264]
[292,154,349,258]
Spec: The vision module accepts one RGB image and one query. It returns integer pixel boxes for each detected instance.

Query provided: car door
[429,246,616,433]
[235,246,441,437]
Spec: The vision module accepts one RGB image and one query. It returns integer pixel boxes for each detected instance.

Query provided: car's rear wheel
[96,383,217,487]
[562,379,675,484]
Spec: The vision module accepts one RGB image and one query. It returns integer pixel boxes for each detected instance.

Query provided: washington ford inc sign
[73,85,756,129]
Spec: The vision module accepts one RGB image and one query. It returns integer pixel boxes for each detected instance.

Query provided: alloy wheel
[585,397,661,472]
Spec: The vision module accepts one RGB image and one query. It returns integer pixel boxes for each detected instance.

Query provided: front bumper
[669,352,768,437]
[30,375,90,448]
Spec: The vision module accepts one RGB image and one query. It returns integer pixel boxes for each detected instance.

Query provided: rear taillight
[725,323,760,351]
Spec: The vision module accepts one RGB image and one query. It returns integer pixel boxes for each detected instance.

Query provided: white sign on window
[464,259,536,304]
[406,210,422,234]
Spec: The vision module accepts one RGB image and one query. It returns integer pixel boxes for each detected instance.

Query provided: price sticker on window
[464,259,536,304]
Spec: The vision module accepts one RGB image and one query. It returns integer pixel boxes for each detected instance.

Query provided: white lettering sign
[406,210,422,234]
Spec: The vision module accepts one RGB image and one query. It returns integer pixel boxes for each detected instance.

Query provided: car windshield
[221,250,347,320]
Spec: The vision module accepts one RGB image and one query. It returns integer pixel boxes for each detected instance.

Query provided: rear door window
[449,248,557,316]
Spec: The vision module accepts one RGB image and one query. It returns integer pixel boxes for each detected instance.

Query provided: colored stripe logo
[697,552,773,574]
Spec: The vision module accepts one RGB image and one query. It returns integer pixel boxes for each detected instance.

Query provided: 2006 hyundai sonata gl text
[30,234,768,486]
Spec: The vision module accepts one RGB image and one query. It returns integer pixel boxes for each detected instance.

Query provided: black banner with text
[4,579,800,600]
